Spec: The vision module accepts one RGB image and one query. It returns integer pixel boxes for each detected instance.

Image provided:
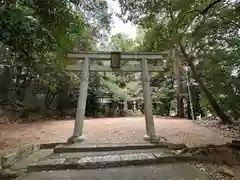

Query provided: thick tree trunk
[0,66,12,103]
[187,98,192,119]
[174,51,184,118]
[179,45,232,124]
[176,89,184,117]
[164,99,171,116]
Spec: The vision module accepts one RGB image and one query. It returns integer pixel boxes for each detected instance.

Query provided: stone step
[27,150,195,172]
[0,144,40,169]
[10,149,53,171]
[48,148,172,160]
[54,142,171,153]
[17,164,211,180]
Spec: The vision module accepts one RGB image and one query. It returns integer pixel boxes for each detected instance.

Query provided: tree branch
[201,0,222,15]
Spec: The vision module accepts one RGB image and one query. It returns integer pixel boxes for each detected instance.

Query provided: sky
[107,0,137,39]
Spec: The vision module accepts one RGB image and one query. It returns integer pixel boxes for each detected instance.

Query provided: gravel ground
[194,119,240,139]
[193,163,240,180]
[0,117,230,150]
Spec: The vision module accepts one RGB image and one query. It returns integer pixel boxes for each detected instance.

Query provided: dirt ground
[0,116,231,150]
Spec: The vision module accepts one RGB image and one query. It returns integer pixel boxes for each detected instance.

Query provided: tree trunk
[174,50,184,118]
[179,45,232,124]
[164,99,171,116]
[187,98,191,119]
[0,66,12,103]
[176,90,184,117]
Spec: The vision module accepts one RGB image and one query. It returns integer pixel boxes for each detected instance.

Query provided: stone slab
[126,142,167,148]
[54,144,98,153]
[78,155,121,163]
[75,153,156,169]
[152,152,197,164]
[54,143,168,153]
[27,158,67,172]
[64,158,80,165]
[27,153,197,172]
[49,148,170,160]
[11,149,53,171]
[152,151,174,158]
[120,153,155,161]
[1,144,40,168]
[27,158,69,172]
[96,143,127,148]
[40,143,67,149]
[56,144,98,149]
[17,163,210,180]
[27,146,197,173]
[35,158,66,166]
[167,143,187,150]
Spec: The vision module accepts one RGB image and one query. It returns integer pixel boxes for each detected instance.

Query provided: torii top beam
[66,51,167,72]
[67,51,167,60]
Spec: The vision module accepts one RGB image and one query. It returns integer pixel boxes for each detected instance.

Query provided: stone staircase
[1,142,194,179]
[26,142,192,173]
[7,141,240,180]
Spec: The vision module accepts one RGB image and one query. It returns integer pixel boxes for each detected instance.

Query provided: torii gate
[66,51,165,143]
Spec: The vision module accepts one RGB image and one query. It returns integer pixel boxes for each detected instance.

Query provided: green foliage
[0,0,111,116]
[1,0,239,121]
[110,33,137,52]
[118,0,240,122]
[0,0,88,77]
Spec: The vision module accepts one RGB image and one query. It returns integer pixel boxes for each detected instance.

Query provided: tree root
[178,142,240,165]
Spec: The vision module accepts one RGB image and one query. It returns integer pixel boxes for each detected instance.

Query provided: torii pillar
[68,57,89,143]
[141,58,159,142]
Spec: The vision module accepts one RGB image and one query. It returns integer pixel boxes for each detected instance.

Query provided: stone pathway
[17,164,210,180]
[13,142,210,180]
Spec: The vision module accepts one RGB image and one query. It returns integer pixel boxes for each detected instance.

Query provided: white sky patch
[107,0,137,39]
